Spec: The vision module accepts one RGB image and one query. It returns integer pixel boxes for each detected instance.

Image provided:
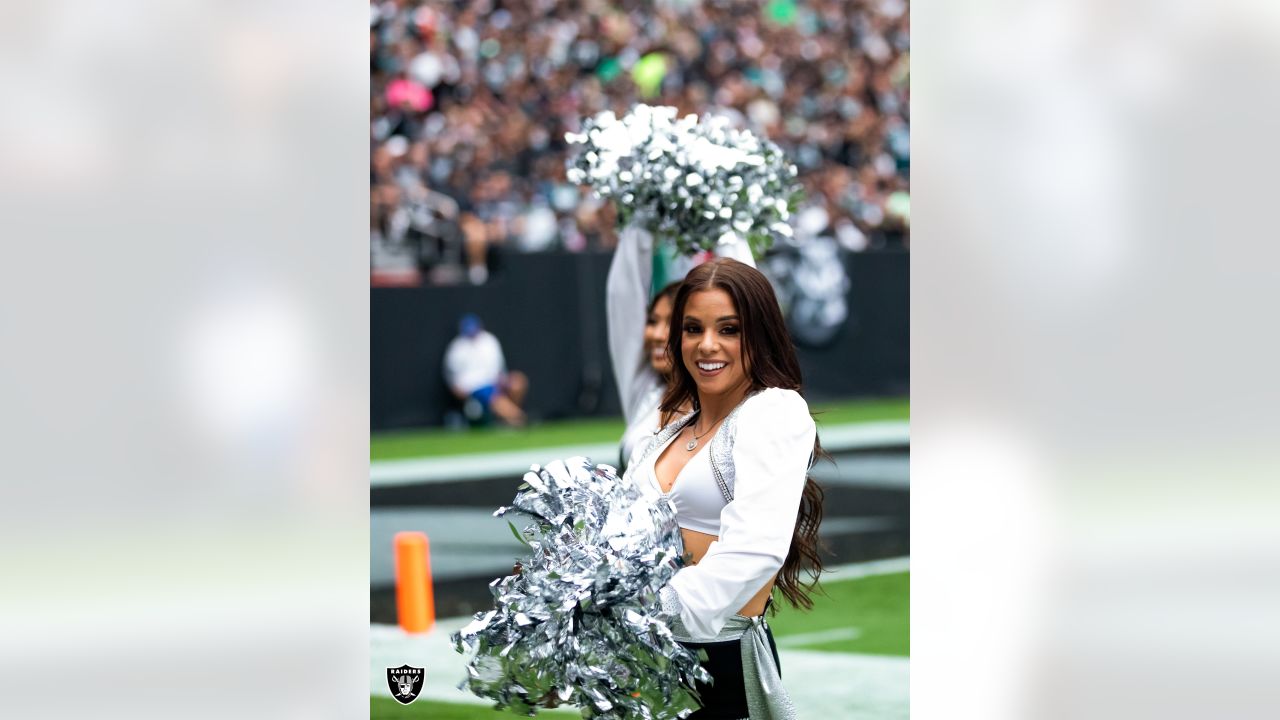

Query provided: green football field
[371,571,908,718]
[371,396,908,460]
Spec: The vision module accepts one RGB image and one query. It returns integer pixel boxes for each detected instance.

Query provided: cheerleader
[607,227,756,469]
[622,258,825,720]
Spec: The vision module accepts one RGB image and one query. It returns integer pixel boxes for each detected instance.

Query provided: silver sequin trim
[707,391,760,504]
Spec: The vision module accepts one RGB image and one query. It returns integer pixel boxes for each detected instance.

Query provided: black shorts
[679,626,781,720]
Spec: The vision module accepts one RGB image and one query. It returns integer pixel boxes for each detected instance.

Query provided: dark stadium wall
[795,250,910,402]
[371,249,907,431]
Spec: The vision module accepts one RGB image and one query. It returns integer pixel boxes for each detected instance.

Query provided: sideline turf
[371,396,908,460]
[768,571,909,656]
[370,571,908,718]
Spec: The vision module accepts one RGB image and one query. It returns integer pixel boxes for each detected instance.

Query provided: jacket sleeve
[664,389,816,640]
[606,224,657,425]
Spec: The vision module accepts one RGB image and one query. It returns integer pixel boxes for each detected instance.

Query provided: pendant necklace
[685,411,727,452]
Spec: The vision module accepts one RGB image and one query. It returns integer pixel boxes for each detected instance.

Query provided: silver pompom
[564,104,801,258]
[451,457,710,718]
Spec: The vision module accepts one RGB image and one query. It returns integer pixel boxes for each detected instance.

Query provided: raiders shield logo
[386,664,425,705]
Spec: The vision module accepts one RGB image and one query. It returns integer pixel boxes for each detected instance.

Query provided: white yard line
[370,420,908,487]
[370,442,620,486]
[822,555,910,582]
[815,420,910,451]
[775,626,863,647]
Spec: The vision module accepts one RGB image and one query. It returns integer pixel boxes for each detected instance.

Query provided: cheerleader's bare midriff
[680,527,776,618]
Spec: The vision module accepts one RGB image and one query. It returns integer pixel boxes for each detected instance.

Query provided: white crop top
[641,428,726,536]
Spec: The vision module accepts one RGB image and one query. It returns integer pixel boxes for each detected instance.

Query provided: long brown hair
[659,258,827,611]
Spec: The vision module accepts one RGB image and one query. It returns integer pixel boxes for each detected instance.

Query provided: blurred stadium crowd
[371,0,910,286]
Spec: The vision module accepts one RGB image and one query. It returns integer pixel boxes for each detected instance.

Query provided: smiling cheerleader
[622,258,826,719]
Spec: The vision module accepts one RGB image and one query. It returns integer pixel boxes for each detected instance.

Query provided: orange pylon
[394,531,435,633]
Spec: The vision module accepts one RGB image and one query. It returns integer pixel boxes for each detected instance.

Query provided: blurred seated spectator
[443,313,528,427]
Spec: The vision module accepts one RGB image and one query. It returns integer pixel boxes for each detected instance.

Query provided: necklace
[685,411,727,452]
